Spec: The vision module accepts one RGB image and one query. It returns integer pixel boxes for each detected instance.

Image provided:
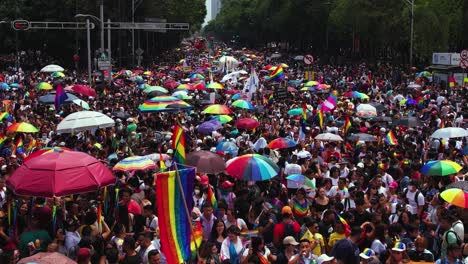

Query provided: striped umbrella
[6,122,39,133]
[211,115,233,124]
[37,82,53,90]
[113,156,156,172]
[420,160,462,176]
[267,138,297,149]
[207,82,224,89]
[440,188,468,208]
[232,99,255,110]
[202,104,233,115]
[226,154,279,181]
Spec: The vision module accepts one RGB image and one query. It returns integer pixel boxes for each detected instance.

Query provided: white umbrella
[356,104,377,118]
[314,133,343,142]
[218,56,239,72]
[430,127,468,139]
[293,55,304,61]
[145,153,170,162]
[41,64,64,72]
[57,111,115,134]
[72,99,90,110]
[271,52,282,58]
[407,83,421,89]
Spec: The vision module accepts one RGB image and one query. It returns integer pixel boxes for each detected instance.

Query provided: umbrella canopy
[267,138,297,149]
[138,101,191,112]
[226,154,279,181]
[6,122,39,133]
[392,117,422,127]
[172,90,192,100]
[304,81,319,87]
[113,156,156,172]
[17,252,77,264]
[347,133,376,142]
[145,153,170,163]
[446,181,468,192]
[198,120,223,134]
[7,150,115,197]
[216,141,239,156]
[346,91,369,99]
[186,150,226,174]
[51,72,65,78]
[430,127,468,139]
[369,116,392,122]
[356,104,377,118]
[57,111,115,134]
[24,147,71,162]
[39,92,78,104]
[211,115,233,124]
[37,82,53,90]
[143,86,168,94]
[440,188,468,208]
[72,99,90,110]
[207,82,224,89]
[232,99,255,110]
[315,133,343,142]
[420,160,462,176]
[41,64,64,72]
[286,174,316,189]
[287,108,311,116]
[235,118,259,130]
[202,104,233,115]
[72,85,97,97]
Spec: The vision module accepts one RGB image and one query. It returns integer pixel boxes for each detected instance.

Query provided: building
[203,0,222,26]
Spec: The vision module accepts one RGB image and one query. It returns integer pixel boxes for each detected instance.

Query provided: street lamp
[403,0,414,67]
[75,14,104,51]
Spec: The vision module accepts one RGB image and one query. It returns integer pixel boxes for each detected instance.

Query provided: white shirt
[221,237,244,261]
[145,216,158,231]
[225,218,248,230]
[405,188,425,215]
[64,231,81,254]
[138,243,156,264]
[285,162,302,189]
[328,186,349,198]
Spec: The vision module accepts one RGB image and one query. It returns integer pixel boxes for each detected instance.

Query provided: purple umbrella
[197,120,223,134]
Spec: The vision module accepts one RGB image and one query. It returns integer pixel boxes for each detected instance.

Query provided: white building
[203,0,222,26]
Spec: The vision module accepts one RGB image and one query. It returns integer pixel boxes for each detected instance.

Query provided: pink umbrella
[163,80,179,89]
[18,252,77,264]
[235,118,259,130]
[7,150,115,197]
[72,85,97,97]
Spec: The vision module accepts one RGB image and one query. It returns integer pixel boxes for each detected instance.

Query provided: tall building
[203,0,222,27]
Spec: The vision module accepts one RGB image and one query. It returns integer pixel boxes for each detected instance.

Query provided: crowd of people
[0,39,467,264]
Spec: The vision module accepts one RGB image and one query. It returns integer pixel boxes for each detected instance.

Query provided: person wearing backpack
[439,211,463,260]
[273,206,301,250]
[403,180,425,218]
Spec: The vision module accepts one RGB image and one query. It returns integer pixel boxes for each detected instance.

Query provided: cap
[264,202,274,210]
[317,254,334,264]
[77,248,91,261]
[281,206,292,215]
[126,117,134,122]
[389,181,398,189]
[357,162,364,168]
[359,248,376,259]
[222,180,235,188]
[200,175,209,186]
[392,242,406,252]
[283,236,299,246]
[166,149,174,154]
[58,142,66,147]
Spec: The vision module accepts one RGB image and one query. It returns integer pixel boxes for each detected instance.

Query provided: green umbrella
[143,86,168,94]
[287,108,311,116]
[420,160,462,176]
[211,115,233,124]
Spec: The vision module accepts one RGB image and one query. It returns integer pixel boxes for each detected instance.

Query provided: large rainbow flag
[269,65,285,81]
[172,125,186,164]
[156,167,195,263]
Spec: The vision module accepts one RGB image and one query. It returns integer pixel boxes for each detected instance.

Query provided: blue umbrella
[38,92,78,104]
[0,83,10,90]
[197,120,223,134]
[463,145,468,155]
[216,141,239,156]
[10,83,21,88]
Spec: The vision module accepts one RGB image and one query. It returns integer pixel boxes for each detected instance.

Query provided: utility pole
[100,0,105,52]
[107,19,112,86]
[410,0,414,67]
[86,19,92,85]
[132,0,135,67]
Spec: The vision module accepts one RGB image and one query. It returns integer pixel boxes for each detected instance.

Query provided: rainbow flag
[207,184,218,213]
[103,87,109,96]
[439,119,445,128]
[317,109,324,128]
[343,115,351,134]
[0,133,6,148]
[0,112,11,121]
[378,163,388,170]
[335,212,350,237]
[301,103,307,121]
[156,167,195,263]
[385,130,398,145]
[159,151,167,172]
[15,137,24,154]
[190,221,203,260]
[269,65,285,81]
[172,125,186,164]
[54,83,68,112]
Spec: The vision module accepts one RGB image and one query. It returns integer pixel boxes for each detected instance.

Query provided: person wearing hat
[386,242,408,264]
[276,236,299,263]
[317,254,335,264]
[359,248,379,264]
[77,247,92,264]
[273,206,301,250]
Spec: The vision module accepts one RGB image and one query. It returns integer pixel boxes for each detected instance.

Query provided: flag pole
[173,162,199,260]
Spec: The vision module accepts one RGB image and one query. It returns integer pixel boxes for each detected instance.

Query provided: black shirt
[331,238,360,264]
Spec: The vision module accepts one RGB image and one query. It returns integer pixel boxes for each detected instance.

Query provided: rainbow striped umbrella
[24,147,71,162]
[143,86,168,94]
[113,156,156,172]
[287,108,311,116]
[286,174,316,189]
[147,96,180,103]
[267,137,297,149]
[51,72,65,78]
[211,115,233,124]
[37,82,53,90]
[172,91,192,100]
[345,91,369,100]
[138,100,191,112]
[177,84,191,90]
[232,99,255,110]
[304,81,319,87]
[6,122,39,133]
[420,160,462,176]
[202,104,233,115]
[0,112,12,121]
[207,82,224,89]
[226,154,279,181]
[440,188,468,208]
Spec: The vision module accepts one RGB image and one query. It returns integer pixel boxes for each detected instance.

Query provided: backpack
[283,222,298,240]
[444,230,462,246]
[404,188,422,206]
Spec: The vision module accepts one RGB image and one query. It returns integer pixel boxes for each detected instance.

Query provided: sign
[144,18,167,33]
[273,86,289,100]
[11,20,30,31]
[461,49,468,60]
[303,54,314,65]
[432,53,451,65]
[450,53,461,66]
[98,51,111,70]
[460,59,468,69]
[135,48,144,56]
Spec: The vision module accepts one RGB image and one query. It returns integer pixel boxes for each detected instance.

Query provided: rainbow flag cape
[156,167,195,263]
[269,65,285,81]
[207,184,218,213]
[335,212,350,237]
[172,125,186,164]
[385,130,398,145]
[15,137,24,154]
[54,83,68,112]
[343,115,351,134]
[317,109,324,128]
[190,221,203,260]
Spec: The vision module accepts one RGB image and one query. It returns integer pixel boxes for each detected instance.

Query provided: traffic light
[11,20,30,31]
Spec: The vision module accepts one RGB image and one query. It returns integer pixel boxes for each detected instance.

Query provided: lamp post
[403,0,414,67]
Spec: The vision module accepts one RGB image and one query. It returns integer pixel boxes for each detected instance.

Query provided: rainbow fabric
[0,112,11,121]
[335,212,350,237]
[449,77,455,88]
[317,109,324,128]
[0,133,7,148]
[301,103,307,121]
[172,125,186,164]
[156,167,195,263]
[207,185,218,213]
[103,87,109,95]
[159,151,167,172]
[385,130,398,145]
[343,115,351,134]
[321,92,338,112]
[269,65,285,81]
[292,198,308,217]
[15,137,24,154]
[190,221,203,260]
[54,83,68,112]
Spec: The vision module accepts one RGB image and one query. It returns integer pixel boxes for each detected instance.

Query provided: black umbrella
[347,133,377,142]
[446,181,468,192]
[370,102,385,112]
[112,111,131,119]
[369,116,392,122]
[392,117,422,127]
[38,92,78,104]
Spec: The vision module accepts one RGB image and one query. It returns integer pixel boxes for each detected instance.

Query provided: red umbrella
[235,118,259,130]
[225,89,241,95]
[163,80,179,89]
[7,150,115,197]
[287,86,297,92]
[72,85,97,97]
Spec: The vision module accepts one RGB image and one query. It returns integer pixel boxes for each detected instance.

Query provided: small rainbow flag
[343,115,351,134]
[103,87,109,96]
[317,109,324,128]
[156,167,195,263]
[0,112,12,121]
[207,184,218,213]
[15,137,24,154]
[172,125,186,164]
[0,133,6,148]
[269,65,285,81]
[385,130,398,145]
[378,163,388,170]
[159,151,167,172]
[335,212,350,237]
[301,103,307,121]
[190,221,203,260]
